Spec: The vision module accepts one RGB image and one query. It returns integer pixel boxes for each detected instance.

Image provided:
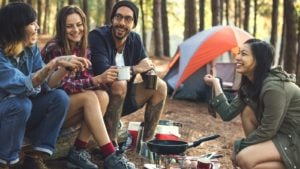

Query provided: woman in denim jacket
[204,39,299,169]
[0,2,90,169]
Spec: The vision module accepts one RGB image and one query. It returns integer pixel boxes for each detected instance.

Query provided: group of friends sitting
[0,1,299,169]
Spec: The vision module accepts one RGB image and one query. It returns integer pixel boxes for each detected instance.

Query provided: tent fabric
[164,25,253,101]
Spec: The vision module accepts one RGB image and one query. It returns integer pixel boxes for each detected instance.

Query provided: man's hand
[132,58,154,74]
[91,66,118,86]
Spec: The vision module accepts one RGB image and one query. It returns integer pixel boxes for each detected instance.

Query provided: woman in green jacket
[204,39,299,169]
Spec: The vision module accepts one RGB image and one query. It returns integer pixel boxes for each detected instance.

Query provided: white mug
[118,66,131,80]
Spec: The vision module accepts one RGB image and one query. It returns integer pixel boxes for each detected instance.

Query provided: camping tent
[164,25,253,101]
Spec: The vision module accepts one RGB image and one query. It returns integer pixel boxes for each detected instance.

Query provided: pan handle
[188,134,220,148]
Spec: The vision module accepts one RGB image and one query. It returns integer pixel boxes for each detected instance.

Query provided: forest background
[1,1,300,168]
[1,0,300,83]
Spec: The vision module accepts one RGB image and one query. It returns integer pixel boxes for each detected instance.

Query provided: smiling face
[235,43,256,80]
[24,21,39,47]
[112,6,134,41]
[65,13,84,47]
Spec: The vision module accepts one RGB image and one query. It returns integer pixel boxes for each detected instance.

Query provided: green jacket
[211,67,300,169]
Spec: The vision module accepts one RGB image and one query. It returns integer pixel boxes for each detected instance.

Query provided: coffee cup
[118,66,131,80]
[197,158,213,169]
[144,69,158,90]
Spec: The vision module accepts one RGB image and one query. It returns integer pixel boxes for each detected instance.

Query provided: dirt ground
[38,36,244,168]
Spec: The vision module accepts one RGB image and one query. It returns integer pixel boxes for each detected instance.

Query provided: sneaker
[103,151,136,169]
[22,155,48,169]
[66,147,98,169]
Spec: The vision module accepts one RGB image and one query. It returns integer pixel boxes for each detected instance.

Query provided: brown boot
[22,151,48,169]
[0,163,8,169]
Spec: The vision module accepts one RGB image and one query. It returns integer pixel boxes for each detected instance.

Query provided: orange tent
[164,25,253,100]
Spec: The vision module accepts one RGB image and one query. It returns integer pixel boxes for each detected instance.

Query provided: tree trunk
[140,0,147,50]
[184,0,197,39]
[243,0,250,31]
[296,15,300,85]
[199,0,205,31]
[211,0,220,26]
[153,0,163,57]
[270,0,279,48]
[225,0,229,25]
[253,0,257,37]
[42,0,49,34]
[37,0,42,33]
[161,0,170,57]
[82,0,89,30]
[68,0,75,5]
[283,0,297,73]
[105,0,116,25]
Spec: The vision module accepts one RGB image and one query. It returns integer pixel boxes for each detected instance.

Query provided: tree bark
[105,0,116,25]
[253,0,257,36]
[184,0,197,39]
[161,0,170,57]
[68,0,75,5]
[270,0,279,48]
[140,0,147,50]
[243,0,250,31]
[224,0,229,25]
[211,0,220,26]
[283,0,297,73]
[199,0,205,31]
[82,0,89,30]
[37,0,42,33]
[153,0,163,57]
[42,0,49,34]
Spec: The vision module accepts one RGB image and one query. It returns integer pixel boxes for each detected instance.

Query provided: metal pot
[147,134,220,155]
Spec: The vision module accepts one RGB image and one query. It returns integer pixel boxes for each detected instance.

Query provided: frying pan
[147,134,220,155]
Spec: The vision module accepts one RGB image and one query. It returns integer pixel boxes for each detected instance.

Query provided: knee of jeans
[14,97,32,119]
[54,89,69,105]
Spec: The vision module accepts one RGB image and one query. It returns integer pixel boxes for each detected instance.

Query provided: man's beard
[112,25,130,40]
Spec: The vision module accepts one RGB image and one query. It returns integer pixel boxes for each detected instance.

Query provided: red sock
[74,138,88,150]
[100,142,116,158]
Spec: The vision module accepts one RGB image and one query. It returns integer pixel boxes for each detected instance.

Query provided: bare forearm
[32,60,56,87]
[47,67,68,88]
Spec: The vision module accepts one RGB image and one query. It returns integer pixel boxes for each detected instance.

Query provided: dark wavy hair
[0,2,36,54]
[238,39,274,101]
[55,5,87,58]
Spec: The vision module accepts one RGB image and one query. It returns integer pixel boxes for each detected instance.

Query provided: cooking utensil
[147,134,220,155]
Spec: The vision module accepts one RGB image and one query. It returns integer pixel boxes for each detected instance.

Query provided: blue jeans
[0,89,69,165]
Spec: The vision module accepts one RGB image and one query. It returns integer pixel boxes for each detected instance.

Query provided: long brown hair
[55,5,87,58]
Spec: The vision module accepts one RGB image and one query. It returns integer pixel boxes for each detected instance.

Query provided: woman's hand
[53,55,91,72]
[92,66,118,86]
[203,74,219,86]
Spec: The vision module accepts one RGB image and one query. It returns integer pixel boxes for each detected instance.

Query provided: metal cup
[144,74,158,90]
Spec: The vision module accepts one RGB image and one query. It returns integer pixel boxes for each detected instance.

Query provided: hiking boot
[0,163,8,169]
[66,147,98,169]
[22,155,48,169]
[103,151,136,169]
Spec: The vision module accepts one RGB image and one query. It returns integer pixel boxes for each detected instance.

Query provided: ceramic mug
[118,66,131,80]
[197,158,213,169]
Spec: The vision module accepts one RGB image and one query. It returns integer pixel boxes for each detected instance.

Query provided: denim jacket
[0,44,48,101]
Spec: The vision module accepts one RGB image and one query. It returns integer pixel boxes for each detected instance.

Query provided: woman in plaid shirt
[41,5,136,169]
